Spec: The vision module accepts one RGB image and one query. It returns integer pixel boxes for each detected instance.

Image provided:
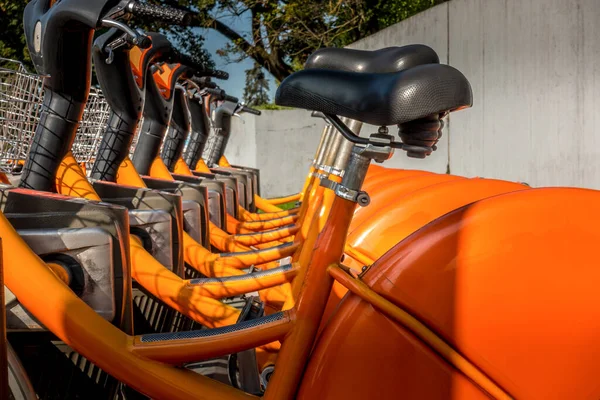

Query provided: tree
[0,1,32,69]
[165,0,448,81]
[243,62,270,106]
[0,0,446,81]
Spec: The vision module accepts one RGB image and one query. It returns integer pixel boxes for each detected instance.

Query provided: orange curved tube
[116,156,147,188]
[189,267,298,300]
[183,230,296,308]
[231,225,300,247]
[184,230,298,271]
[216,243,300,270]
[131,159,293,272]
[260,193,302,206]
[238,205,297,222]
[130,237,241,328]
[194,158,212,173]
[229,214,298,232]
[173,157,194,176]
[254,194,287,213]
[210,220,295,250]
[130,311,293,365]
[56,152,102,201]
[208,223,253,252]
[132,235,295,306]
[224,215,263,234]
[149,157,176,181]
[218,155,232,168]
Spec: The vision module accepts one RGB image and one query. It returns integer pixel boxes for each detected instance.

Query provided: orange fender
[324,178,528,324]
[363,168,432,188]
[348,178,528,262]
[351,173,464,234]
[304,187,600,400]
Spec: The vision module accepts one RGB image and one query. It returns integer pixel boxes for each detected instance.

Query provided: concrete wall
[226,0,600,196]
[225,109,326,197]
[448,0,600,187]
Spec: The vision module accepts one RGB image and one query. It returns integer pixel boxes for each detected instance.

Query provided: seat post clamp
[320,178,370,207]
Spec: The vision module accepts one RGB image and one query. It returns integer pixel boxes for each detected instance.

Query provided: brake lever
[101,19,151,49]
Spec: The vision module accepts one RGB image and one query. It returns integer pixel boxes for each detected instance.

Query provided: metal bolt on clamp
[320,178,370,207]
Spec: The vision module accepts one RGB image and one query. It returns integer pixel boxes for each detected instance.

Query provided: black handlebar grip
[224,94,239,103]
[129,2,192,26]
[192,76,211,85]
[175,51,206,71]
[210,70,229,80]
[192,68,229,80]
[204,88,225,98]
[191,76,217,89]
[241,105,261,116]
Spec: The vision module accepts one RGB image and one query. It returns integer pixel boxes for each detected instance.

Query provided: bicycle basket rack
[0,59,44,173]
[0,58,110,174]
[72,87,111,172]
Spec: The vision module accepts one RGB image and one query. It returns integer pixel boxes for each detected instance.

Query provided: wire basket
[0,59,45,173]
[72,87,111,172]
[0,58,111,174]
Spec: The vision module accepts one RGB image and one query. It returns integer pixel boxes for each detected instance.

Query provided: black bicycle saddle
[275,64,472,127]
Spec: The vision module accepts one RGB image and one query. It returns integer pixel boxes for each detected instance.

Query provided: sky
[194,11,279,102]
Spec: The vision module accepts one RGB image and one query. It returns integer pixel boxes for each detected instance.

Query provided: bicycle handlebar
[224,94,239,103]
[194,68,229,80]
[201,88,239,103]
[127,2,191,26]
[203,88,226,98]
[173,51,229,80]
[174,51,204,71]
